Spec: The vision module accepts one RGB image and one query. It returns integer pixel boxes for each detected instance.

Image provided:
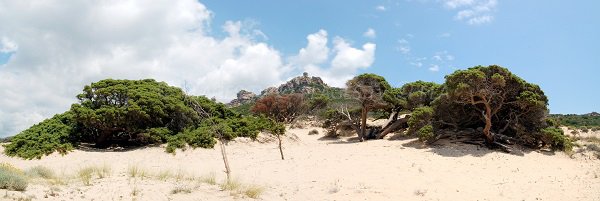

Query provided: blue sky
[0,0,598,137]
[201,0,599,114]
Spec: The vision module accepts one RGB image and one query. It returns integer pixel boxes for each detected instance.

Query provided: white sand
[1,127,599,201]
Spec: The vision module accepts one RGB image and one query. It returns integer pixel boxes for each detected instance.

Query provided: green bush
[417,125,434,142]
[3,112,75,159]
[0,164,28,191]
[407,106,434,135]
[541,127,573,152]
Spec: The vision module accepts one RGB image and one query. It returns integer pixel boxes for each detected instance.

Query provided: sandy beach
[1,126,599,201]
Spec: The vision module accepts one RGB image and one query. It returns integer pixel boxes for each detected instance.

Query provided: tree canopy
[4,79,284,159]
[346,73,391,141]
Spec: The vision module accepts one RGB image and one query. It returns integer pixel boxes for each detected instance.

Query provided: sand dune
[1,127,599,201]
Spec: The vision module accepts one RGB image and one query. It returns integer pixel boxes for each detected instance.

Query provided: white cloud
[0,37,17,53]
[441,0,497,25]
[0,1,375,137]
[363,28,376,39]
[375,5,386,11]
[396,39,411,54]
[429,64,440,72]
[295,31,376,87]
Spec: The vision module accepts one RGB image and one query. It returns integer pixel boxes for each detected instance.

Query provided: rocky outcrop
[276,72,328,94]
[228,72,330,106]
[228,90,257,107]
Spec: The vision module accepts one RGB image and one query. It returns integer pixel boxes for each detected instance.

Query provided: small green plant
[94,164,111,179]
[26,165,55,179]
[0,168,28,191]
[199,172,217,185]
[417,125,434,142]
[170,185,192,194]
[77,167,95,186]
[308,129,319,135]
[220,179,242,191]
[244,184,264,199]
[127,165,147,179]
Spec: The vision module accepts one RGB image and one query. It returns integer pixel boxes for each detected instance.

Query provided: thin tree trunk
[276,134,284,160]
[483,104,494,143]
[218,137,231,182]
[359,107,368,141]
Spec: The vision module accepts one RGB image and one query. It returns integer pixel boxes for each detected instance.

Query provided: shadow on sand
[76,143,162,153]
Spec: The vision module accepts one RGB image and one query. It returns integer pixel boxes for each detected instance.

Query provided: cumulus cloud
[0,0,375,137]
[375,5,386,11]
[442,0,497,25]
[363,28,376,39]
[293,30,376,87]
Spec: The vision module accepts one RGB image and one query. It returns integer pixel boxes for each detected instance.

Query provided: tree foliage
[442,65,548,144]
[71,79,199,147]
[383,81,442,112]
[3,112,76,159]
[407,106,434,137]
[4,79,285,159]
[251,93,306,123]
[346,73,391,140]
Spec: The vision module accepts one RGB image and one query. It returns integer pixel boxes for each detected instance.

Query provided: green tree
[3,112,76,159]
[346,73,391,141]
[444,65,549,146]
[71,79,199,148]
[383,81,442,113]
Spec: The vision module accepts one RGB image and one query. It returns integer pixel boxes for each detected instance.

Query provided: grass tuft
[26,165,55,179]
[127,165,147,179]
[220,179,242,191]
[170,185,192,194]
[244,184,264,199]
[0,169,28,191]
[199,172,216,185]
[77,167,95,186]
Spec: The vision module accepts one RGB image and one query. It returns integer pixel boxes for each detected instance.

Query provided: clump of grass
[156,170,171,181]
[244,184,264,199]
[26,165,55,179]
[77,167,95,186]
[199,172,216,185]
[0,163,24,175]
[308,129,319,135]
[94,164,111,179]
[127,165,147,179]
[170,185,192,194]
[0,168,28,191]
[220,179,242,191]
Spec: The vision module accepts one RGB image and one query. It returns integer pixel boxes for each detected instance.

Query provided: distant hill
[228,72,332,107]
[550,112,600,128]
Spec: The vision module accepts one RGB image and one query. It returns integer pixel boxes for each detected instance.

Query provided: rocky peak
[277,72,328,94]
[228,72,330,106]
[228,90,257,107]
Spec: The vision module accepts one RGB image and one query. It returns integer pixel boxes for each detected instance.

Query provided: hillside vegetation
[4,79,282,159]
[3,65,573,159]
